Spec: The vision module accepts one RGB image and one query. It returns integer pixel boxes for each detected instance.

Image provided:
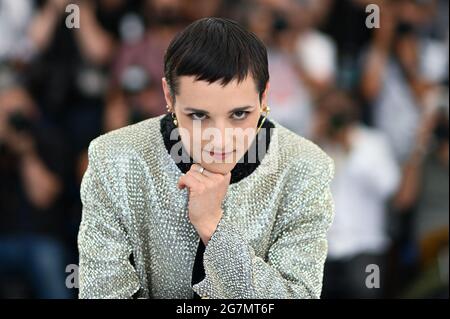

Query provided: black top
[159,113,274,298]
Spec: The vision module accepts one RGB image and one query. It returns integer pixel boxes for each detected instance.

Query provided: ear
[260,81,270,109]
[162,77,174,111]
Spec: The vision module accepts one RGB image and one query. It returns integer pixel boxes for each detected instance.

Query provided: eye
[189,113,207,121]
[232,111,250,120]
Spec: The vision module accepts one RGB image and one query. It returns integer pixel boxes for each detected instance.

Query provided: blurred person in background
[321,0,376,91]
[105,0,193,132]
[24,0,142,250]
[27,0,119,112]
[0,0,35,64]
[26,0,139,148]
[0,76,71,298]
[361,0,448,164]
[240,0,336,138]
[392,98,449,298]
[360,0,448,296]
[313,89,401,298]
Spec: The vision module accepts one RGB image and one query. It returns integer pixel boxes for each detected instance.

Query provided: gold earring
[171,112,178,127]
[257,105,270,133]
[166,105,178,126]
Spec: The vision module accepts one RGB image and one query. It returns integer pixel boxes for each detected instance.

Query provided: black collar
[160,114,274,184]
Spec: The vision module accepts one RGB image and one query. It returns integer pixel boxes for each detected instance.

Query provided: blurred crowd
[0,0,448,298]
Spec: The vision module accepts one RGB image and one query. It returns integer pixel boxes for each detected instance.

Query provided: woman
[78,17,334,299]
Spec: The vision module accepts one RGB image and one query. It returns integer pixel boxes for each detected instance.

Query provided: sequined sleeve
[78,140,140,299]
[192,155,335,299]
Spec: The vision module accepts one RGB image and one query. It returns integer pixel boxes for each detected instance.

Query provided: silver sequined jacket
[78,115,335,299]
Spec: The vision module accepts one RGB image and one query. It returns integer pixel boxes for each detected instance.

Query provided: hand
[1,127,35,157]
[78,0,97,15]
[48,0,70,13]
[177,164,231,244]
[373,2,397,50]
[412,108,438,159]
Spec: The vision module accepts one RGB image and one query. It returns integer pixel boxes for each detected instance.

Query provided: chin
[200,162,237,175]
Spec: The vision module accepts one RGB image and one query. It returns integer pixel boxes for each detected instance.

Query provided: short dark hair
[164,17,269,102]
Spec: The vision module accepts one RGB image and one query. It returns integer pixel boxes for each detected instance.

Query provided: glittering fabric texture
[78,114,335,299]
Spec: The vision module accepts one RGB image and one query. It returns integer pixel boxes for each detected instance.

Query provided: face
[162,75,269,175]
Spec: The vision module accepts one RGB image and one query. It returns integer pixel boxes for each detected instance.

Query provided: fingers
[190,165,229,186]
[189,164,214,182]
[190,163,213,177]
[189,170,211,185]
[179,163,231,191]
[177,173,202,191]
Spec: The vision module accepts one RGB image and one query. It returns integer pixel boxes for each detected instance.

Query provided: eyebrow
[184,105,255,114]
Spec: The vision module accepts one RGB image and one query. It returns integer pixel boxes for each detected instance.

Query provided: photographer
[312,89,400,298]
[393,99,449,297]
[0,82,70,298]
[360,0,448,163]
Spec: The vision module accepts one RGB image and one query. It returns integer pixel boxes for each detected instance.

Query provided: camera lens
[8,111,32,132]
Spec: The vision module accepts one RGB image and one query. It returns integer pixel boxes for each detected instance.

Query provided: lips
[205,150,235,160]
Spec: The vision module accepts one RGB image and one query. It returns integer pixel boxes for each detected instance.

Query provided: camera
[8,110,32,132]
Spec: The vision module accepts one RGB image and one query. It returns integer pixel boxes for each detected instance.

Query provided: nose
[207,121,234,152]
